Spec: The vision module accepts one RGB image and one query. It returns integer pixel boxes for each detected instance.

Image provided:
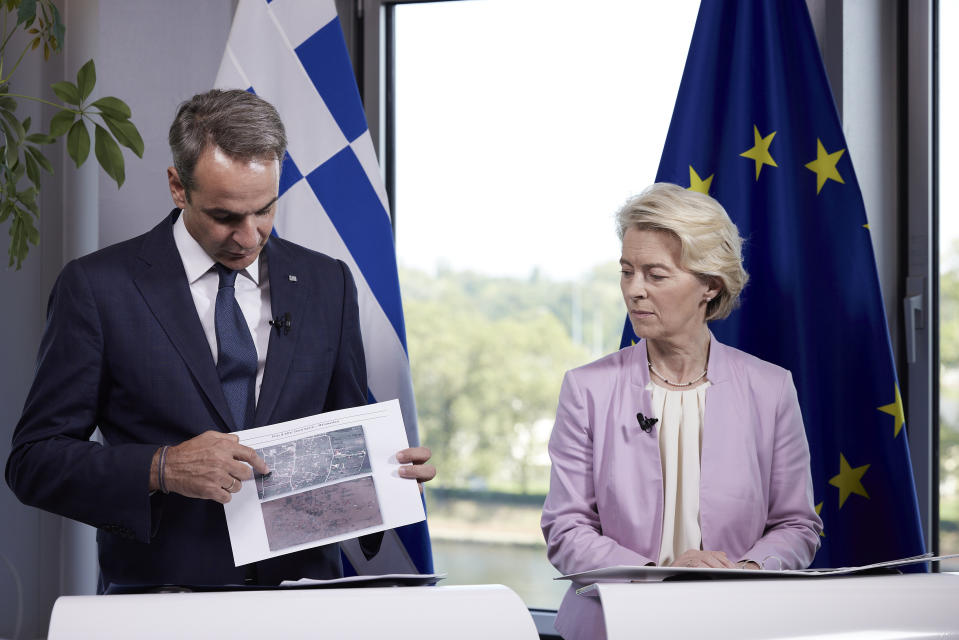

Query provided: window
[388,0,699,608]
[938,0,958,570]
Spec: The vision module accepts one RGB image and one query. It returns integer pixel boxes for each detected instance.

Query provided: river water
[431,538,569,610]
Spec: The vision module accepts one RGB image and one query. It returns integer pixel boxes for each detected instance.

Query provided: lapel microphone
[269,312,292,336]
[636,412,658,433]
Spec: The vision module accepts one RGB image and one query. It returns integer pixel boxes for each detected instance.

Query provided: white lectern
[581,573,959,639]
[48,584,539,639]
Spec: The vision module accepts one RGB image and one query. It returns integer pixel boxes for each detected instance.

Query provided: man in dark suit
[5,89,434,591]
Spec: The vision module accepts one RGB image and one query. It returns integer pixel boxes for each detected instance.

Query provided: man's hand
[150,431,270,504]
[396,446,436,485]
[669,549,737,569]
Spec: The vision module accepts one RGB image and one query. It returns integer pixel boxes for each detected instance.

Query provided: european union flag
[621,0,925,568]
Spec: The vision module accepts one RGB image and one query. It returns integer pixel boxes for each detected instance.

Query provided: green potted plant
[0,0,143,268]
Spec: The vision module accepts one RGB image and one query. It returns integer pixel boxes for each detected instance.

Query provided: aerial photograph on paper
[260,475,383,551]
[254,425,372,500]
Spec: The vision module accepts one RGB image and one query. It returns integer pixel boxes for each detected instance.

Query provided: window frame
[346,0,943,627]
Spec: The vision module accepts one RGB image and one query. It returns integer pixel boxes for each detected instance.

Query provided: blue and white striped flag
[215,0,433,574]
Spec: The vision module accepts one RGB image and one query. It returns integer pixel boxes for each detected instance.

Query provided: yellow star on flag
[829,453,870,509]
[878,385,905,437]
[687,166,713,194]
[815,502,825,537]
[804,138,845,194]
[739,125,777,180]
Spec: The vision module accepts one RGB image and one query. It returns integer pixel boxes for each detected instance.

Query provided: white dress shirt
[173,212,272,404]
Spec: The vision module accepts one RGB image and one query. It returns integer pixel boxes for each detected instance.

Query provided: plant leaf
[94,123,125,187]
[66,119,90,167]
[0,120,19,165]
[17,0,36,25]
[25,145,53,173]
[9,206,40,269]
[101,113,144,157]
[27,215,40,243]
[24,149,39,186]
[19,186,37,205]
[24,197,40,217]
[26,133,54,144]
[23,116,31,133]
[49,109,75,137]
[24,211,40,244]
[12,155,24,180]
[51,80,80,105]
[0,108,25,141]
[76,59,96,102]
[48,2,64,53]
[0,95,16,111]
[91,96,131,120]
[5,140,18,168]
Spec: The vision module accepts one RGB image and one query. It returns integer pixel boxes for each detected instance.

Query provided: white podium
[48,584,539,639]
[581,573,959,639]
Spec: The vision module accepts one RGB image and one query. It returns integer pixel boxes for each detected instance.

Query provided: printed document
[224,399,425,566]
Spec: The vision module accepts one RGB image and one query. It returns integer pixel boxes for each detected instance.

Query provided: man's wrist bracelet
[158,445,170,494]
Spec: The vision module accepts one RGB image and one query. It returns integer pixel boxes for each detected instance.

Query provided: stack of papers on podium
[279,573,446,589]
[559,552,959,589]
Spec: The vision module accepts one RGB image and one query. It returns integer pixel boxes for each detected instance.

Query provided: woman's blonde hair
[615,183,749,321]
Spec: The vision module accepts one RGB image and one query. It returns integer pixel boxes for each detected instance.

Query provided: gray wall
[95,1,237,247]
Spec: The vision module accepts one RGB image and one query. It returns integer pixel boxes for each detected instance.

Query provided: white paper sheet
[224,399,426,566]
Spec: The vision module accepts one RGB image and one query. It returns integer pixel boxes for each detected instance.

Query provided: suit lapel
[134,211,233,431]
[254,239,309,426]
[628,339,655,418]
[699,333,744,548]
[626,338,659,459]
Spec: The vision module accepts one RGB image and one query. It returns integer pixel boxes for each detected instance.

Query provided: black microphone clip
[636,412,658,433]
[269,311,292,336]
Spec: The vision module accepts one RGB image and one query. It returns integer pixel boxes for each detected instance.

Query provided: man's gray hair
[169,89,287,199]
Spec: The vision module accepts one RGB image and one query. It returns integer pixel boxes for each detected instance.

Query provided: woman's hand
[669,549,737,569]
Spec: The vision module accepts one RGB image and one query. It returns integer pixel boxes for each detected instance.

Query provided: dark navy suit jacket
[6,211,369,588]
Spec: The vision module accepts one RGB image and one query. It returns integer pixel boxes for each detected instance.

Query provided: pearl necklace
[648,360,707,388]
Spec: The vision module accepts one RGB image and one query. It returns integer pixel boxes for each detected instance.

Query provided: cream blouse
[647,380,710,566]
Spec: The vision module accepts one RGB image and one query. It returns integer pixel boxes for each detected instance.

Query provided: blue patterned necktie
[214,264,257,431]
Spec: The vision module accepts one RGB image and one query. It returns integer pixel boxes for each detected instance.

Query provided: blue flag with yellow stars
[621,0,926,568]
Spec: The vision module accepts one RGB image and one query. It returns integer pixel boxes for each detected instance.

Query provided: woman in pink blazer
[541,184,822,640]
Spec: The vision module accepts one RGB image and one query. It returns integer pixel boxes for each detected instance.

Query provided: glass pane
[939,0,959,571]
[393,0,700,608]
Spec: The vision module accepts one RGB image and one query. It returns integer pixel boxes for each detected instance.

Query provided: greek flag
[216,0,433,574]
